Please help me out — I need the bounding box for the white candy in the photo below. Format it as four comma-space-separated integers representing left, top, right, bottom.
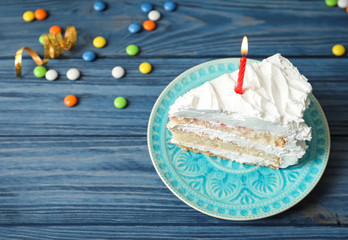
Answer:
338, 0, 348, 8
45, 69, 58, 81
66, 68, 80, 81
112, 66, 125, 79
148, 10, 161, 21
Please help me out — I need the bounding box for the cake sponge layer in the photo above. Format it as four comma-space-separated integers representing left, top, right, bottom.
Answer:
171, 129, 281, 168
168, 117, 286, 148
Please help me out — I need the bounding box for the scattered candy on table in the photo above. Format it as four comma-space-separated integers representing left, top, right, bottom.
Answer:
164, 1, 177, 11
140, 3, 153, 13
93, 36, 107, 48
15, 2, 182, 108
45, 69, 58, 81
64, 95, 78, 107
34, 9, 48, 20
66, 68, 80, 80
33, 66, 47, 78
338, 0, 348, 8
148, 10, 161, 21
114, 96, 127, 109
126, 44, 139, 55
112, 66, 125, 78
128, 23, 141, 34
82, 51, 97, 62
139, 62, 152, 74
49, 25, 62, 34
15, 26, 77, 77
23, 11, 35, 22
94, 1, 107, 11
39, 34, 44, 45
332, 44, 346, 56
143, 20, 156, 31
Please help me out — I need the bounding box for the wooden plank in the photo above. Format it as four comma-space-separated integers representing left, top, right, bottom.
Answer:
0, 136, 347, 227
1, 225, 348, 239
0, 58, 347, 136
1, 0, 347, 58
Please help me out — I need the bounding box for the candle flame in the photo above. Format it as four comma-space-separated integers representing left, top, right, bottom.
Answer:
241, 36, 248, 56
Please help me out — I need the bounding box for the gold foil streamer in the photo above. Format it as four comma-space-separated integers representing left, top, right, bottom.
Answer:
15, 26, 77, 77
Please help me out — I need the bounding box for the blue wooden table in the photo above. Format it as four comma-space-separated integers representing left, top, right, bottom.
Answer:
1, 0, 348, 239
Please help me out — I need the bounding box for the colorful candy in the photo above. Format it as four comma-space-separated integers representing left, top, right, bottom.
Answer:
128, 23, 141, 34
66, 68, 80, 80
332, 44, 346, 56
33, 66, 47, 78
338, 0, 348, 8
139, 62, 152, 74
82, 51, 97, 62
39, 34, 44, 45
140, 3, 153, 13
64, 95, 78, 107
34, 9, 48, 20
148, 10, 161, 21
93, 36, 107, 48
45, 69, 58, 81
49, 25, 62, 34
164, 1, 177, 11
94, 1, 107, 11
126, 44, 139, 55
114, 97, 127, 109
23, 11, 35, 22
325, 0, 338, 6
112, 66, 125, 78
143, 20, 156, 31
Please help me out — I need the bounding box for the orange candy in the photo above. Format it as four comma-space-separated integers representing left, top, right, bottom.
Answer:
49, 25, 62, 34
64, 95, 78, 107
143, 20, 156, 31
34, 9, 48, 20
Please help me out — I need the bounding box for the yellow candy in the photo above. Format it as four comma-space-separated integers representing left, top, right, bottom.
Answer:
23, 11, 35, 22
93, 36, 107, 48
332, 44, 346, 56
139, 62, 152, 74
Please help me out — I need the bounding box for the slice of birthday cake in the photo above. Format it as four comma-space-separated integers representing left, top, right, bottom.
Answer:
167, 54, 312, 169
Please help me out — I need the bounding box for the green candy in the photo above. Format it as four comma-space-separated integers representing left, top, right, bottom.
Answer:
33, 66, 47, 78
325, 0, 337, 7
126, 44, 139, 56
114, 97, 127, 109
39, 34, 44, 45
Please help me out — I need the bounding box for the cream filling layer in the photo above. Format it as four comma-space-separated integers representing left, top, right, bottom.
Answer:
170, 124, 308, 168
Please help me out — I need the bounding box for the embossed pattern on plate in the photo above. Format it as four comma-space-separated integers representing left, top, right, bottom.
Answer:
147, 58, 330, 220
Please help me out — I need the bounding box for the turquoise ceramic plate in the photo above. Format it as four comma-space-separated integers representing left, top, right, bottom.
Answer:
147, 58, 330, 220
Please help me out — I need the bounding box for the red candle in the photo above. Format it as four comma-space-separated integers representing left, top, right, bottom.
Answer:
235, 36, 248, 94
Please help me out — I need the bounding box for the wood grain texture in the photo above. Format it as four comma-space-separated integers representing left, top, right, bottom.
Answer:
0, 136, 347, 227
2, 0, 348, 58
1, 226, 348, 240
0, 0, 348, 239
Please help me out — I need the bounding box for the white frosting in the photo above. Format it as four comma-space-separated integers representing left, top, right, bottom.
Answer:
169, 54, 312, 140
168, 54, 312, 168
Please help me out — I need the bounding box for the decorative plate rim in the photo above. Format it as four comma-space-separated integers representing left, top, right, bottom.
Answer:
147, 58, 331, 220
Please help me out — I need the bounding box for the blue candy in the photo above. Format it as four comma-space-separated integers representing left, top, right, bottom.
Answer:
140, 2, 153, 13
82, 51, 97, 62
128, 23, 141, 34
164, 1, 176, 11
94, 1, 106, 11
